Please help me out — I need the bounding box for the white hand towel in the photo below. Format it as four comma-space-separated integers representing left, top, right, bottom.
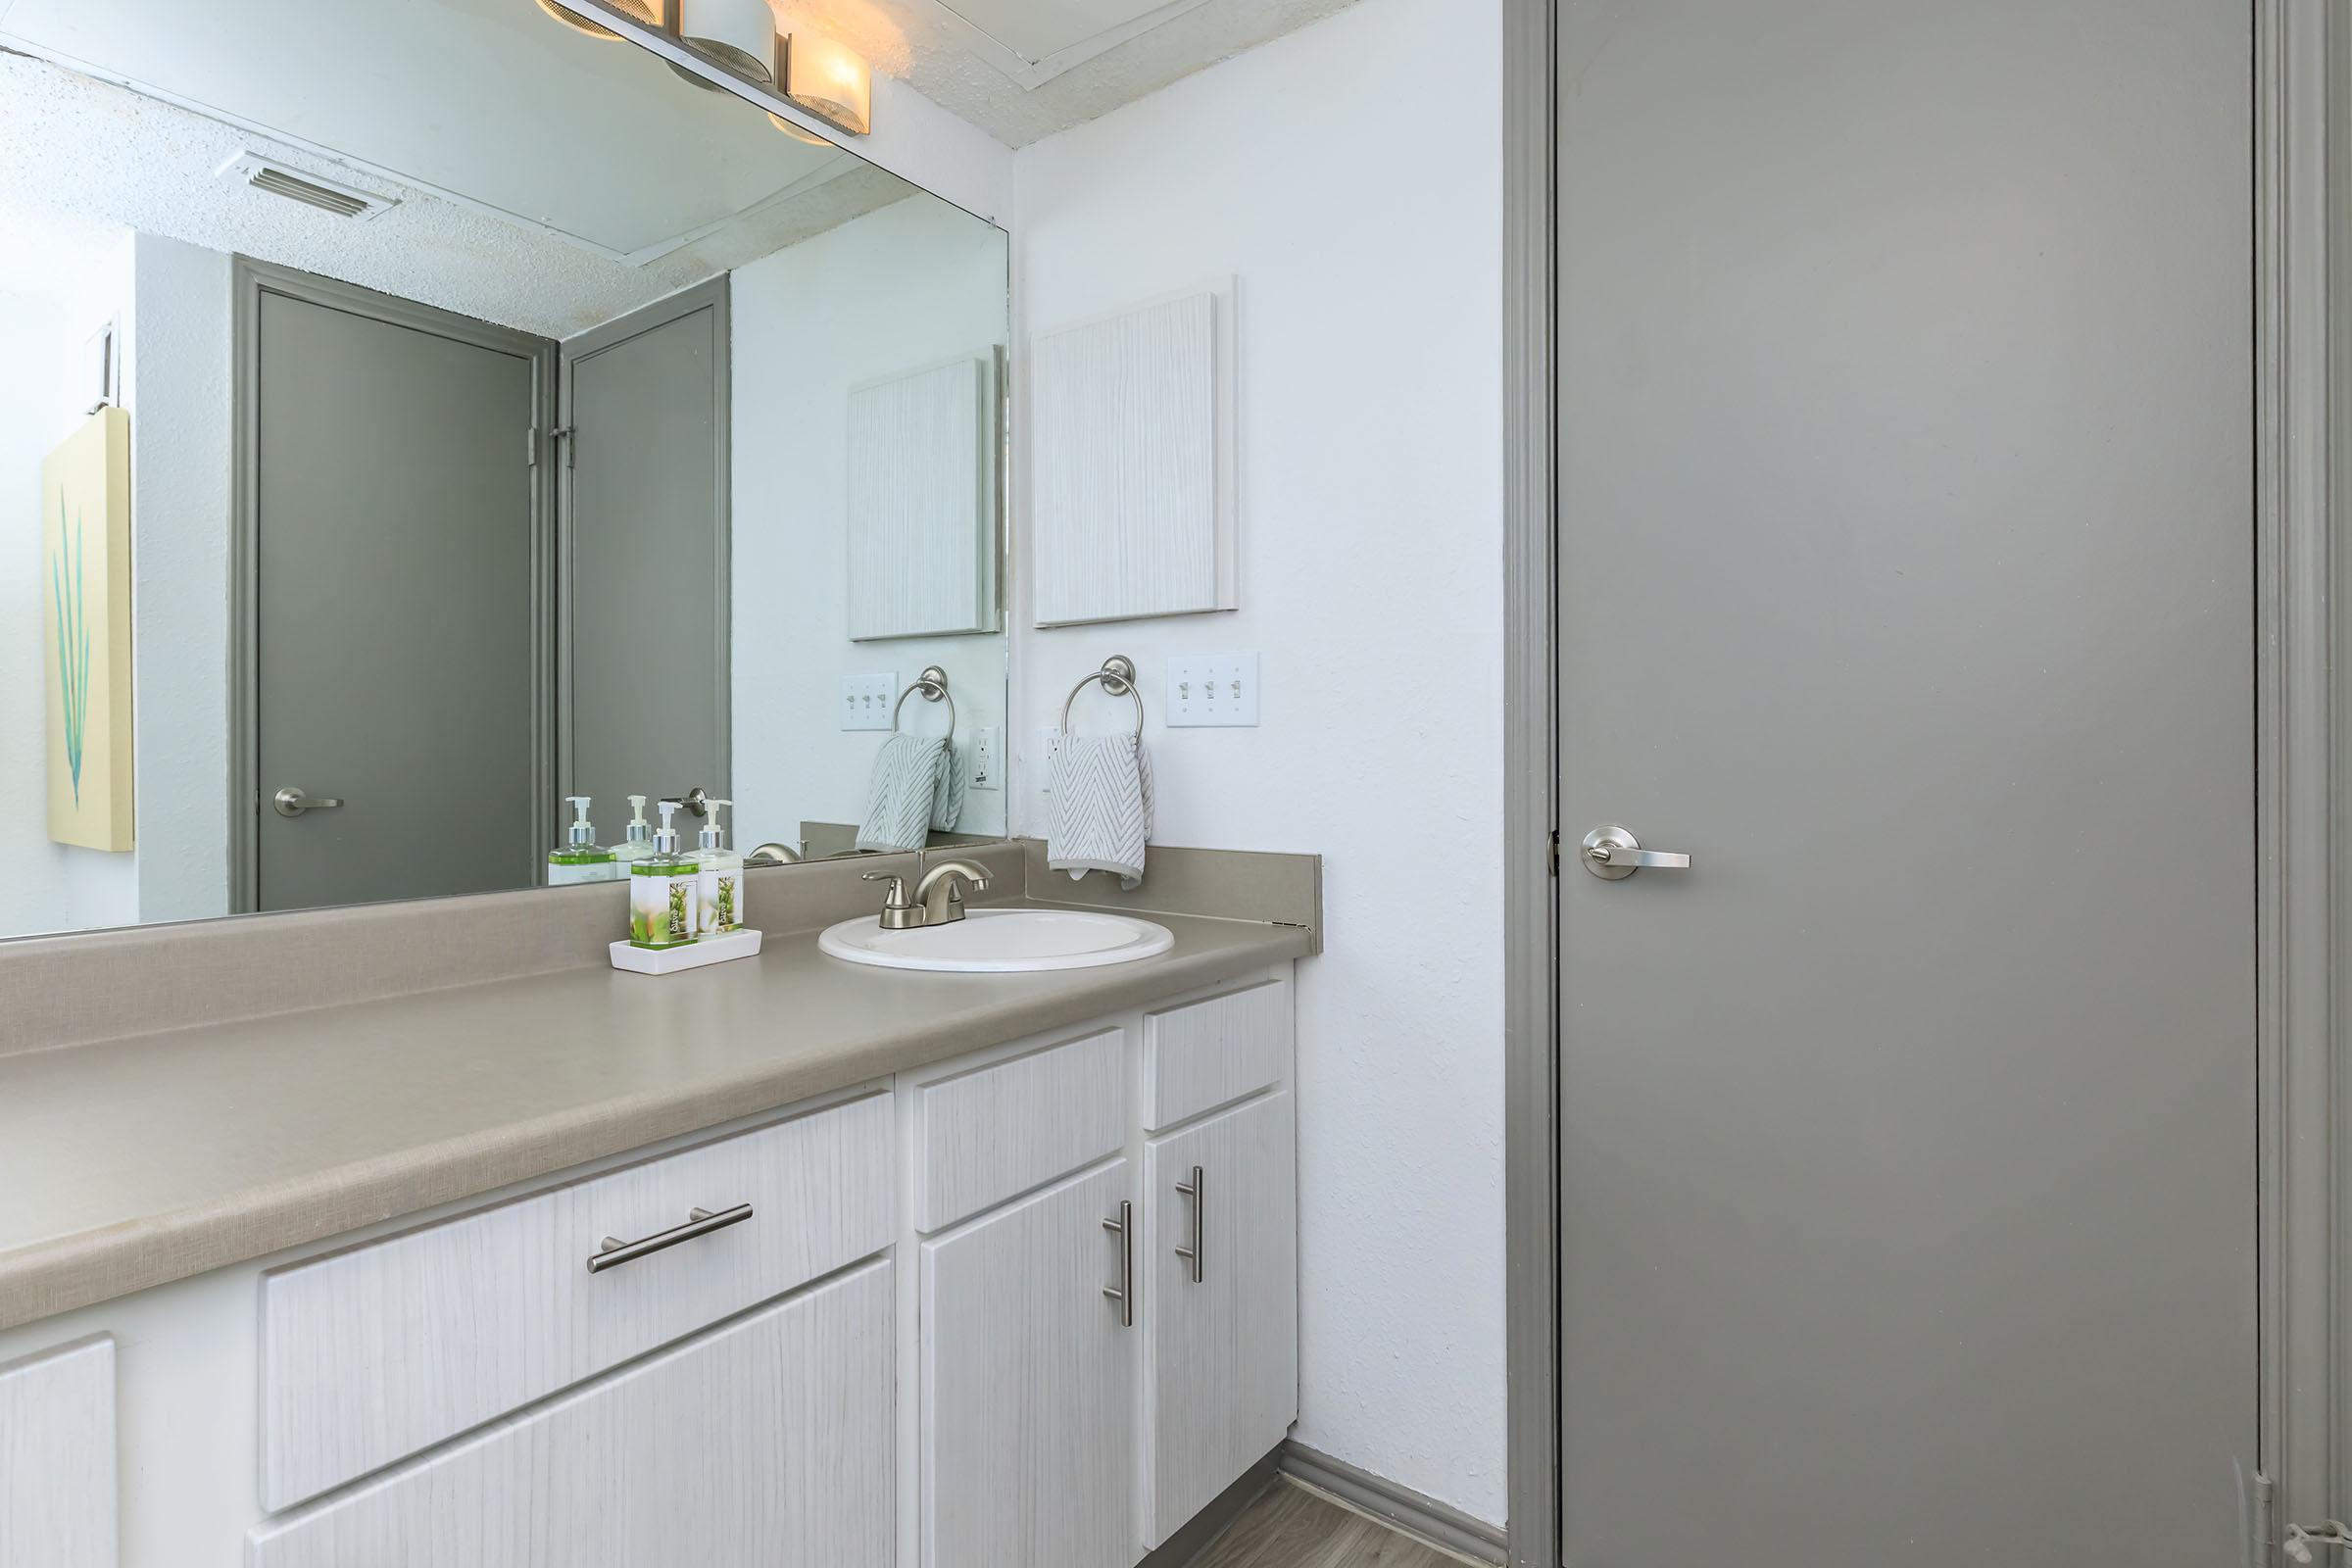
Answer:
857, 734, 961, 853
1048, 734, 1153, 890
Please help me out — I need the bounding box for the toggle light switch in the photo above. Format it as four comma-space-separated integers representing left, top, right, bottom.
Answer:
1166, 654, 1259, 726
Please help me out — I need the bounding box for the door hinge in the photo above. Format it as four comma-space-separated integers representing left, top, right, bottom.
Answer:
526, 426, 538, 467
551, 424, 577, 468
1548, 829, 1561, 877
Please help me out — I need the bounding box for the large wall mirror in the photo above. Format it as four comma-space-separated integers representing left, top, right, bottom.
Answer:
0, 0, 1009, 941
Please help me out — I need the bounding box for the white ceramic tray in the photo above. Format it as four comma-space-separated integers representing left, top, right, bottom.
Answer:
608, 928, 762, 975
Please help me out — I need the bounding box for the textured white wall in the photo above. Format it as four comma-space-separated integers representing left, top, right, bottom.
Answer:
0, 222, 140, 936
125, 233, 233, 925
1008, 0, 1507, 1525
730, 197, 1010, 852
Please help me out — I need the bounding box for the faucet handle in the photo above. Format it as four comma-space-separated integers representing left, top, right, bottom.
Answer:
860, 870, 913, 906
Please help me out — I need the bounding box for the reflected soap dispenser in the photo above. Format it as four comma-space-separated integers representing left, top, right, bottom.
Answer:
690, 798, 744, 936
612, 794, 656, 872
548, 796, 616, 885
628, 800, 701, 950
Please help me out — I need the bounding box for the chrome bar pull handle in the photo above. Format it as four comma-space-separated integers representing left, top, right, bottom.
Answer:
1102, 1200, 1134, 1327
1580, 824, 1693, 881
588, 1202, 753, 1273
1174, 1165, 1205, 1284
272, 787, 344, 818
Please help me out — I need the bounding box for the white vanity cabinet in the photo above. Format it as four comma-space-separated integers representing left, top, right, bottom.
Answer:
0, 958, 1298, 1568
906, 968, 1298, 1567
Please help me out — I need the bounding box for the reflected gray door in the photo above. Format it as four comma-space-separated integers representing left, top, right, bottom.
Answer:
246, 269, 552, 912
561, 278, 729, 831
1556, 3, 2255, 1563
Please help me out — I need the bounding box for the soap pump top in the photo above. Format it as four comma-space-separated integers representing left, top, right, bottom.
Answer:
697, 799, 732, 853
612, 794, 655, 864
564, 796, 598, 849
653, 799, 685, 858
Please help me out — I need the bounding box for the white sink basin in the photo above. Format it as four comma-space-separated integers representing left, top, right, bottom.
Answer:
817, 907, 1175, 973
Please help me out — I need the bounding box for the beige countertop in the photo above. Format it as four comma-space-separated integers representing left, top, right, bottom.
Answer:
0, 906, 1307, 1332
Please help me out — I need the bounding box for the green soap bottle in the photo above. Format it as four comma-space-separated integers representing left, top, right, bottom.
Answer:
628, 800, 701, 950
548, 796, 616, 885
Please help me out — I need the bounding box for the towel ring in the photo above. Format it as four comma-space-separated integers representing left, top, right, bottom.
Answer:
1060, 656, 1144, 737
893, 666, 956, 736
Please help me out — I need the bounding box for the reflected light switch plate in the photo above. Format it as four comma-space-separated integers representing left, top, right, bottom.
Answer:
1166, 654, 1259, 726
842, 672, 895, 730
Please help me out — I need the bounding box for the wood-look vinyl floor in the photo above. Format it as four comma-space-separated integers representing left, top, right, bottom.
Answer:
1191, 1480, 1472, 1568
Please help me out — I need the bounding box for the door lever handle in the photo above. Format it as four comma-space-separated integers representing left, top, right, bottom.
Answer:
1581, 825, 1691, 880
272, 788, 345, 818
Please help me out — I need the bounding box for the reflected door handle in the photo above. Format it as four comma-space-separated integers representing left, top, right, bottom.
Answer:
1581, 824, 1691, 880
272, 788, 344, 818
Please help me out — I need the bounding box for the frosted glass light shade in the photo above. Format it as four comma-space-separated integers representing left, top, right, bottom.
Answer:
681, 0, 775, 83
783, 32, 871, 136
535, 0, 658, 41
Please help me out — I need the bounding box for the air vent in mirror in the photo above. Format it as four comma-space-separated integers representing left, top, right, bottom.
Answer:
217, 152, 397, 221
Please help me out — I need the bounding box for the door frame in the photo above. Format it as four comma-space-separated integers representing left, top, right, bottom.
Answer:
227, 258, 559, 913
1497, 4, 2331, 1562
553, 273, 732, 810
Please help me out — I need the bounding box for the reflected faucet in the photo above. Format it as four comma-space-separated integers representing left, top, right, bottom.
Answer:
746, 842, 804, 867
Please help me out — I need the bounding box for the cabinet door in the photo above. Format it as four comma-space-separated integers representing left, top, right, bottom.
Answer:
921, 1160, 1135, 1568
0, 1337, 115, 1568
1144, 1091, 1297, 1545
249, 1261, 893, 1568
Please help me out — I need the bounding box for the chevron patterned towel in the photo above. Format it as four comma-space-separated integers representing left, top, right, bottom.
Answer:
856, 734, 966, 853
1049, 733, 1153, 889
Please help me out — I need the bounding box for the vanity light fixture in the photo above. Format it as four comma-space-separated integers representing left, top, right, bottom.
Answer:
781, 32, 871, 136
679, 0, 778, 83
534, 0, 659, 41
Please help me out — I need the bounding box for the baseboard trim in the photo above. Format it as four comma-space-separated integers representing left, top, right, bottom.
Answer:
1138, 1446, 1283, 1568
1279, 1442, 1509, 1565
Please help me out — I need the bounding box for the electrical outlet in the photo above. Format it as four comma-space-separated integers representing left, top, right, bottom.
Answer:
1037, 727, 1064, 794
970, 726, 1003, 791
841, 672, 896, 730
1166, 654, 1260, 726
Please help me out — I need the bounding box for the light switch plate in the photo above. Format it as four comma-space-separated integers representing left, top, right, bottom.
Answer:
1166, 654, 1260, 726
970, 726, 1003, 791
841, 672, 896, 730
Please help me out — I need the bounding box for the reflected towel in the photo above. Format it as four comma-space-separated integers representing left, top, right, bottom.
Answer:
856, 735, 966, 853
1048, 734, 1153, 890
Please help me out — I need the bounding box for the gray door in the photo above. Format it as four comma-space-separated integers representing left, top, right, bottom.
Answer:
561, 279, 729, 830
247, 269, 552, 912
1556, 4, 2255, 1564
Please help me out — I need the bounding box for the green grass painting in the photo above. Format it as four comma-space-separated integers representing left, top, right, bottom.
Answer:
49, 491, 90, 807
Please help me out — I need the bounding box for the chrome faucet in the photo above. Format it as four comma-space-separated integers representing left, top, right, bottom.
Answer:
915, 859, 993, 926
745, 842, 804, 866
862, 856, 992, 931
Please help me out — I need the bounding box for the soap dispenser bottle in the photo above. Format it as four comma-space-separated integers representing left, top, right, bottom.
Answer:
548, 797, 616, 885
689, 798, 744, 936
628, 800, 701, 950
612, 794, 656, 872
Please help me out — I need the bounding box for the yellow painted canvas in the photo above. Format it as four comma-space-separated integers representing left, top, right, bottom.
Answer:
41, 407, 134, 852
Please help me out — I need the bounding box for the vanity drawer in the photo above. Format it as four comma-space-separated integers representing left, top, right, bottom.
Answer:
259, 1091, 893, 1511
913, 1028, 1127, 1232
1144, 979, 1291, 1131
250, 1259, 895, 1568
